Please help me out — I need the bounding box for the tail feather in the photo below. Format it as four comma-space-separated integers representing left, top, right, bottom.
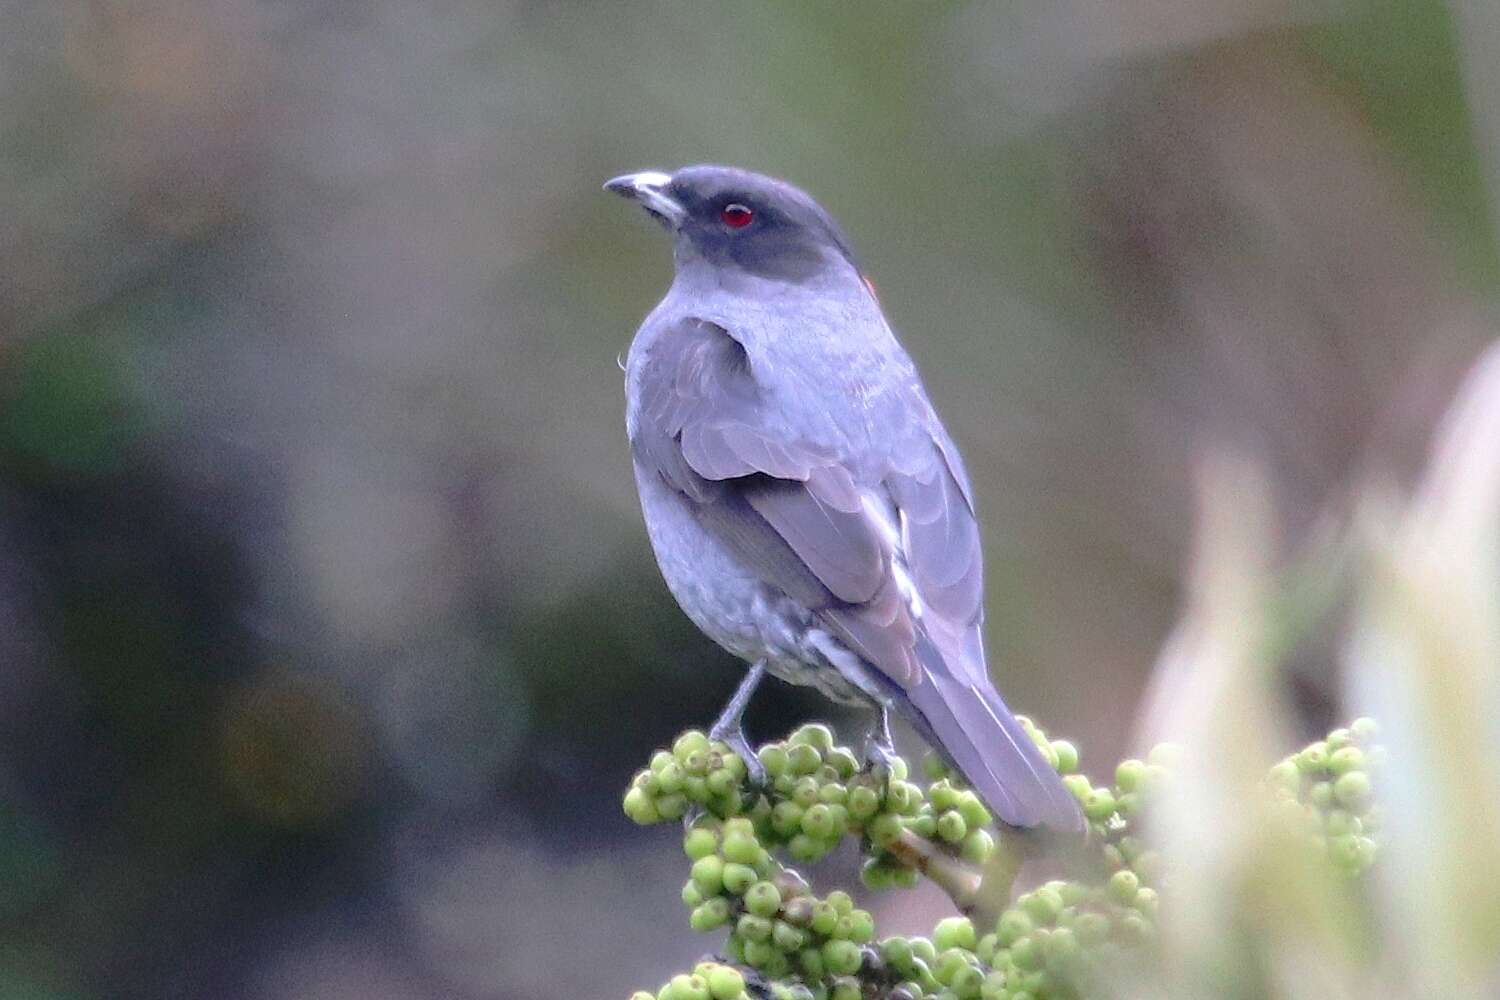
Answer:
896, 640, 1084, 832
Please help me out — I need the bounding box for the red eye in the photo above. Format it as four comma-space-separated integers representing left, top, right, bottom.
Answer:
721, 203, 753, 228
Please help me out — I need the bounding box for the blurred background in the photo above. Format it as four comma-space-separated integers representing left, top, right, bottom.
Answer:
0, 1, 1496, 997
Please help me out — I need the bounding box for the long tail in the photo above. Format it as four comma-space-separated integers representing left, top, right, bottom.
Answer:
895, 640, 1084, 833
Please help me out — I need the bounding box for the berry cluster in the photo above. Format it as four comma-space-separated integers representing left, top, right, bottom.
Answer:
1267, 716, 1383, 877
624, 724, 995, 879
624, 717, 1379, 1000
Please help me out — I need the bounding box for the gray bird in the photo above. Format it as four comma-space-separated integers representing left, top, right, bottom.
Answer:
606, 165, 1083, 832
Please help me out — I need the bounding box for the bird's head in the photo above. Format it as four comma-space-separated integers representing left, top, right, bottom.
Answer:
604, 165, 861, 286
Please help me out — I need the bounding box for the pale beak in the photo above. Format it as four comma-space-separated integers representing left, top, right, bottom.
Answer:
603, 170, 685, 228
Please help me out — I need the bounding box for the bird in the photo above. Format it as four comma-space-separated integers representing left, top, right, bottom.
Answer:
606, 165, 1083, 833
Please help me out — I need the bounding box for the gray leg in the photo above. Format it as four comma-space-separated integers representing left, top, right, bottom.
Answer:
862, 703, 898, 772
710, 661, 768, 787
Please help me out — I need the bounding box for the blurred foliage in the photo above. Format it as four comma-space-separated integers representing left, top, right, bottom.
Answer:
0, 1, 1496, 998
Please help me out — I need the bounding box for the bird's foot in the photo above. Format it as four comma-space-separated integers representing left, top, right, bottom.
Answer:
710, 721, 768, 790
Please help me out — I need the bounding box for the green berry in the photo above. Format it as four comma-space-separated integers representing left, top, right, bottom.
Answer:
792, 776, 821, 808
1062, 775, 1092, 802
722, 863, 757, 895
669, 973, 711, 1000
1082, 788, 1117, 822
623, 787, 660, 824
909, 812, 938, 838
1107, 870, 1140, 904
801, 803, 837, 839
1329, 747, 1365, 776
774, 919, 807, 952
867, 813, 904, 848
674, 730, 710, 760
822, 939, 862, 976
1334, 771, 1372, 811
819, 782, 849, 806
787, 743, 823, 775
887, 781, 921, 814
1051, 740, 1079, 774
1268, 759, 1300, 791
957, 793, 993, 830
1011, 936, 1042, 971
745, 880, 782, 918
848, 909, 876, 943
1115, 759, 1146, 792
1296, 742, 1330, 774
1133, 886, 1159, 917
995, 909, 1033, 946
882, 934, 915, 967
691, 856, 724, 895
632, 991, 656, 1000
682, 880, 704, 908
706, 966, 744, 1000
742, 938, 776, 969
790, 723, 834, 751
847, 785, 881, 820
738, 913, 774, 942
937, 810, 968, 843
934, 916, 977, 952
1021, 888, 1062, 925
1326, 728, 1353, 751
1351, 717, 1380, 741
655, 793, 688, 821
827, 747, 860, 778
961, 829, 995, 864
684, 828, 718, 860
1309, 781, 1334, 808
772, 801, 805, 837
760, 743, 790, 777
811, 901, 839, 935
950, 964, 985, 999
690, 898, 731, 931
798, 948, 825, 980
723, 833, 762, 866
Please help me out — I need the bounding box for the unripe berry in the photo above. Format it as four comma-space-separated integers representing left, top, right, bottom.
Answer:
1334, 771, 1373, 811
1351, 717, 1380, 741
691, 856, 724, 895
934, 916, 977, 952
738, 914, 773, 942
827, 747, 860, 779
995, 909, 1033, 946
683, 828, 718, 860
623, 787, 660, 824
847, 785, 880, 820
773, 920, 807, 952
1296, 742, 1330, 774
705, 966, 744, 1000
1329, 747, 1365, 775
690, 898, 731, 932
950, 964, 985, 999
1082, 788, 1117, 822
791, 723, 834, 751
1021, 888, 1063, 925
1062, 775, 1092, 802
787, 743, 822, 776
722, 863, 757, 895
1051, 740, 1080, 774
867, 813, 904, 848
822, 939, 863, 976
961, 829, 995, 865
759, 744, 790, 777
745, 880, 782, 918
722, 833, 761, 866
1108, 870, 1140, 905
1075, 911, 1110, 945
1115, 759, 1146, 792
937, 810, 968, 843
